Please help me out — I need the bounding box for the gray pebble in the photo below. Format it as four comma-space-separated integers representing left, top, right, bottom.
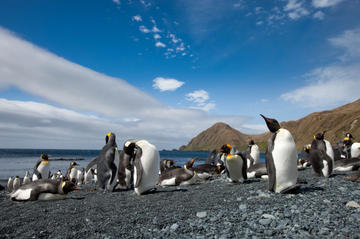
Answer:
196, 211, 207, 218
170, 223, 179, 232
259, 218, 272, 226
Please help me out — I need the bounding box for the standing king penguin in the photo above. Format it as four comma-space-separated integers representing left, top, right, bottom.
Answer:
133, 140, 159, 195
245, 140, 260, 168
115, 139, 137, 190
32, 154, 50, 181
86, 132, 118, 191
23, 171, 31, 185
310, 132, 334, 177
260, 114, 299, 193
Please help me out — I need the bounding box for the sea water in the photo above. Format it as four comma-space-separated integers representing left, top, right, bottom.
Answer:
0, 148, 266, 180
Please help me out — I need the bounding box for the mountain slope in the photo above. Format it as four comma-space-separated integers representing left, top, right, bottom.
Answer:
180, 99, 360, 152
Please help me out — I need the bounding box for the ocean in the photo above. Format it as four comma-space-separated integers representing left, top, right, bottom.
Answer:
0, 149, 266, 181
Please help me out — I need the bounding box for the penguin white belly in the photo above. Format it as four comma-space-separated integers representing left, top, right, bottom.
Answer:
272, 130, 298, 193
10, 188, 32, 201
247, 159, 251, 169
351, 142, 360, 158
159, 177, 176, 186
250, 145, 260, 164
226, 155, 244, 182
37, 163, 50, 179
13, 178, 21, 191
179, 174, 197, 185
134, 141, 159, 195
322, 160, 329, 177
38, 193, 67, 201
23, 176, 31, 185
7, 177, 13, 191
334, 165, 353, 172
324, 140, 334, 167
70, 168, 78, 181
247, 171, 256, 179
84, 171, 92, 184
32, 174, 39, 181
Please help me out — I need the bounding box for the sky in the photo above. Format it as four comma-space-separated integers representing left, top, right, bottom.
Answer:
0, 0, 359, 150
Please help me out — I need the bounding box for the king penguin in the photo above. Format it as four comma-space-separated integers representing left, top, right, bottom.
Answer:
245, 140, 260, 168
351, 142, 360, 158
224, 146, 247, 183
115, 139, 137, 190
32, 154, 50, 181
7, 177, 13, 192
10, 179, 79, 201
158, 160, 197, 186
310, 132, 334, 177
133, 140, 159, 195
66, 162, 79, 184
23, 171, 31, 185
86, 132, 118, 191
13, 176, 21, 191
260, 114, 299, 193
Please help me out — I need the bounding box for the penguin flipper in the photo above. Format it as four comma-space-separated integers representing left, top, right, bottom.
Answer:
242, 155, 248, 180
86, 157, 99, 172
134, 148, 143, 188
266, 153, 276, 192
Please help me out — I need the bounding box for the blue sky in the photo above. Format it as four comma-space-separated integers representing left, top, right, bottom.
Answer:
0, 0, 359, 149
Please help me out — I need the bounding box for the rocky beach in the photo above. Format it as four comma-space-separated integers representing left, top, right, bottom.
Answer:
1, 168, 360, 238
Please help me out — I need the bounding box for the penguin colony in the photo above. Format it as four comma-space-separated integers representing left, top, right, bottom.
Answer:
6, 116, 360, 201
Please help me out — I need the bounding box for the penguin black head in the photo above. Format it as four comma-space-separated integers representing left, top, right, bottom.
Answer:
71, 162, 79, 167
219, 144, 232, 154
105, 132, 116, 145
248, 140, 255, 145
124, 142, 136, 155
304, 144, 311, 152
260, 114, 281, 133
40, 154, 49, 160
61, 181, 79, 194
184, 159, 195, 169
345, 133, 354, 139
314, 131, 326, 140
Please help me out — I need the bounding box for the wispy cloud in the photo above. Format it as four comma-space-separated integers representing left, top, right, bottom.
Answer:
0, 27, 253, 148
313, 11, 325, 20
329, 28, 360, 60
153, 77, 184, 91
155, 41, 166, 48
312, 0, 346, 8
281, 28, 360, 108
139, 25, 150, 33
284, 0, 309, 20
112, 0, 121, 5
132, 15, 142, 22
186, 90, 209, 104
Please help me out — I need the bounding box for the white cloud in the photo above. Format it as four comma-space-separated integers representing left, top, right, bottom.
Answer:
153, 34, 161, 40
0, 26, 254, 149
256, 21, 264, 26
281, 64, 360, 107
155, 41, 166, 48
152, 77, 184, 91
284, 0, 309, 20
261, 99, 269, 103
313, 11, 325, 20
186, 90, 210, 104
329, 28, 360, 60
132, 15, 142, 22
139, 25, 150, 33
140, 0, 151, 8
112, 0, 121, 5
152, 26, 161, 33
190, 102, 216, 112
312, 0, 345, 8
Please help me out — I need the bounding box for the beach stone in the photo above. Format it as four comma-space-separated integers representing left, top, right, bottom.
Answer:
262, 214, 276, 220
239, 204, 247, 210
170, 223, 179, 232
196, 211, 207, 218
259, 218, 272, 226
346, 201, 360, 208
323, 199, 331, 203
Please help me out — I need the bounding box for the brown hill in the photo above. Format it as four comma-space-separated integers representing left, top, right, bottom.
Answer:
180, 99, 360, 152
